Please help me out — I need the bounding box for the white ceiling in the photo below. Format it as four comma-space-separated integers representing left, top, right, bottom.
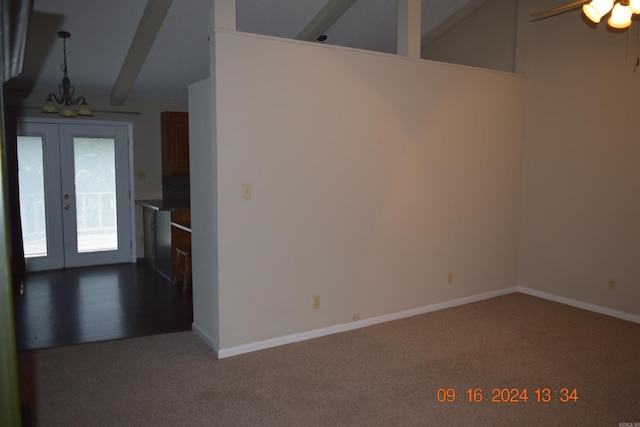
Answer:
12, 0, 474, 103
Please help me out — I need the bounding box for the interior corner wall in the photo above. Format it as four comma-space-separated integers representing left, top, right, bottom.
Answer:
212, 31, 527, 350
517, 0, 640, 316
421, 0, 518, 73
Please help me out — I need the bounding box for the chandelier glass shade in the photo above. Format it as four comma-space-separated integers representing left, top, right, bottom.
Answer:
583, 0, 638, 28
41, 31, 92, 117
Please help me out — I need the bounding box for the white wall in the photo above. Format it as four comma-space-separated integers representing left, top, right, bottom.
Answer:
5, 89, 187, 258
516, 0, 640, 315
210, 31, 527, 350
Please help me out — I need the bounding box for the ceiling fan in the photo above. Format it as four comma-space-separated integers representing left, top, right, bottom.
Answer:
532, 0, 640, 29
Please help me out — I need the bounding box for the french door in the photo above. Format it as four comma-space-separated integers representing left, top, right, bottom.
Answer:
17, 119, 134, 271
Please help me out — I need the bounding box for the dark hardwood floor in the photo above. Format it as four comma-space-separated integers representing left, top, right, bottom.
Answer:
12, 262, 193, 351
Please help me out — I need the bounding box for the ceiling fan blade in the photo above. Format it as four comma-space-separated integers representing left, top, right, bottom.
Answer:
531, 0, 589, 18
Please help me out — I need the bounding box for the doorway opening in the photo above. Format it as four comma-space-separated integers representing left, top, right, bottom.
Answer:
17, 119, 135, 271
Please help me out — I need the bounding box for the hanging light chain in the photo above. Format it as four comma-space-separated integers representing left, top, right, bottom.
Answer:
41, 31, 92, 117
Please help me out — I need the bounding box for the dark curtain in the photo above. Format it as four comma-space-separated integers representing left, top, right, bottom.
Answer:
2, 106, 25, 290
1, 0, 32, 290
1, 2, 32, 425
1, 0, 32, 82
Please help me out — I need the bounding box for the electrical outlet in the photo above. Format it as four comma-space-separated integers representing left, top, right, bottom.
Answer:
353, 313, 361, 321
313, 295, 320, 309
448, 272, 453, 284
608, 279, 616, 291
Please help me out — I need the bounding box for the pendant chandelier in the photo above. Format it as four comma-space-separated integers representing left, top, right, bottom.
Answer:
41, 31, 92, 117
583, 0, 640, 28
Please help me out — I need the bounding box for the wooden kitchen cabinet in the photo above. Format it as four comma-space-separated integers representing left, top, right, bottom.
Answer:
161, 111, 190, 176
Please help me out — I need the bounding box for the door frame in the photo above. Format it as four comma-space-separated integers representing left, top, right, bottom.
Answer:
18, 117, 137, 268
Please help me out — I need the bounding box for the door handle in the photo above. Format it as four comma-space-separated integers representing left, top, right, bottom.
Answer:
64, 204, 71, 210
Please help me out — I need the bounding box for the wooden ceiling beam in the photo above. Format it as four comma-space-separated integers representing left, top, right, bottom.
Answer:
420, 0, 489, 48
295, 0, 357, 42
110, 0, 172, 106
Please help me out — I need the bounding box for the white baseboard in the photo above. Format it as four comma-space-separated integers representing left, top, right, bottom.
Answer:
192, 322, 219, 358
216, 287, 517, 359
193, 287, 639, 359
517, 286, 640, 325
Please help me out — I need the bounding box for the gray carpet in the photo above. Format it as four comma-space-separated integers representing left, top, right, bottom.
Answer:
18, 293, 640, 426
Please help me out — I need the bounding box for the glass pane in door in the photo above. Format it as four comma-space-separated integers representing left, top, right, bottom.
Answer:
17, 136, 47, 257
73, 137, 118, 253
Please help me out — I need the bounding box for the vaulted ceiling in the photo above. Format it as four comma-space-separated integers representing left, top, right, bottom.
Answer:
9, 0, 480, 103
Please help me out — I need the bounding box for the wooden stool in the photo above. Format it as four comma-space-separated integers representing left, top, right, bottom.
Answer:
173, 248, 191, 293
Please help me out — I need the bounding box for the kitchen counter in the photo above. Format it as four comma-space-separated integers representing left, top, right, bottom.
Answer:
136, 199, 190, 211
137, 199, 189, 280
137, 199, 191, 281
171, 221, 191, 233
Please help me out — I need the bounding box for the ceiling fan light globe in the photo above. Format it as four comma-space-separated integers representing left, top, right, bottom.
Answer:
608, 3, 633, 27
583, 5, 603, 22
582, 0, 614, 23
629, 0, 640, 13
